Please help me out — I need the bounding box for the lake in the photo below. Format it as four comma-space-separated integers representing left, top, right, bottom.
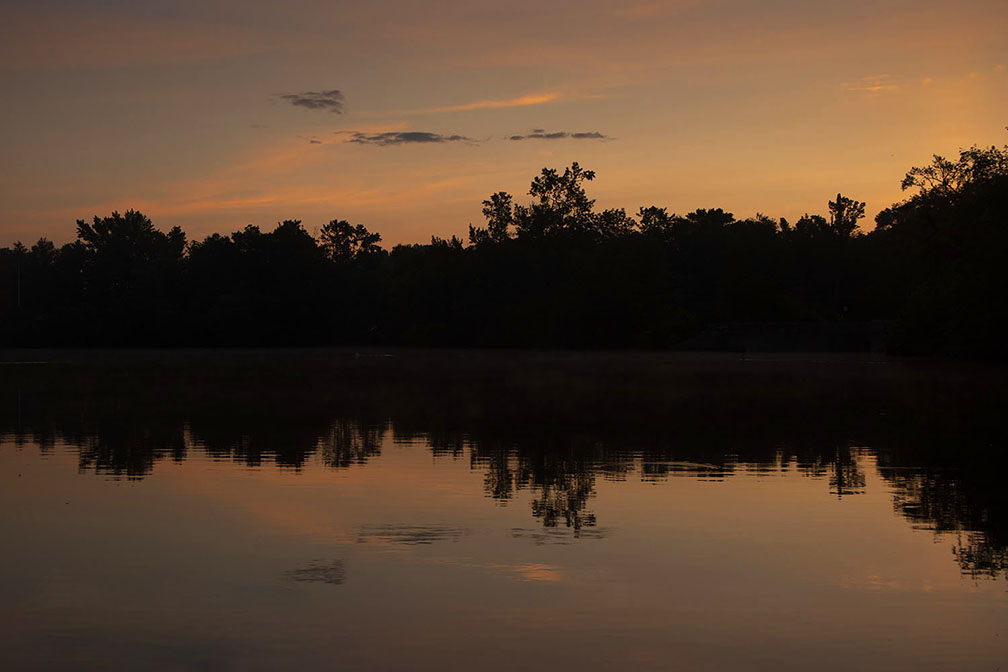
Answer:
1, 350, 1006, 671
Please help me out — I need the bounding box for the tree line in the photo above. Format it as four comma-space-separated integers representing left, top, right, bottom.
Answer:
1, 142, 1005, 354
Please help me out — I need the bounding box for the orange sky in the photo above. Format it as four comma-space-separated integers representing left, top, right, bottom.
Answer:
1, 0, 1006, 246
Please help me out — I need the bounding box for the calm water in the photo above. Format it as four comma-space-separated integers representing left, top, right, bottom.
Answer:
1, 351, 1006, 671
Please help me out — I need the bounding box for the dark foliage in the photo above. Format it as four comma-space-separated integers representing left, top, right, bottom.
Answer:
1, 143, 1005, 355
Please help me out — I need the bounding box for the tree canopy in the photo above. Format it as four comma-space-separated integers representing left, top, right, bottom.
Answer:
2, 140, 1005, 355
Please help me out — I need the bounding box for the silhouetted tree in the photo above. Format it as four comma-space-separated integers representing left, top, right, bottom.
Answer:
793, 213, 830, 238
872, 142, 1008, 354
637, 206, 675, 238
897, 144, 1008, 199
594, 207, 636, 239
513, 162, 597, 238
431, 235, 464, 250
481, 191, 514, 242
828, 193, 866, 237
76, 210, 185, 275
320, 218, 382, 262
68, 210, 186, 343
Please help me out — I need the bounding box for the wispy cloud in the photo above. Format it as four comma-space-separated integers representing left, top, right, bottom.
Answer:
509, 129, 609, 141
842, 75, 900, 93
280, 89, 345, 113
348, 131, 472, 146
427, 92, 561, 113
612, 2, 696, 21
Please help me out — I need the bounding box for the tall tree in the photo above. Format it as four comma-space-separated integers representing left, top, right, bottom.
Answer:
828, 193, 866, 237
481, 191, 514, 243
319, 219, 382, 262
514, 162, 597, 238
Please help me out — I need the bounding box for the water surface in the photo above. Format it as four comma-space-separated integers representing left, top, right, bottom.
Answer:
1, 351, 1006, 670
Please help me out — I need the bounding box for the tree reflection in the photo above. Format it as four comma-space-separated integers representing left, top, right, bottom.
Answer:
2, 350, 1005, 578
829, 447, 867, 498
883, 467, 1008, 578
318, 419, 383, 468
952, 535, 1008, 579
76, 421, 187, 479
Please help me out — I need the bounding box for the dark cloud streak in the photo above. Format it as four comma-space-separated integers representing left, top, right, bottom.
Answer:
281, 89, 345, 113
509, 129, 608, 141
348, 131, 472, 146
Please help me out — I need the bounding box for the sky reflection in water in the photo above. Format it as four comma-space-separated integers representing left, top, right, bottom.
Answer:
1, 351, 1006, 671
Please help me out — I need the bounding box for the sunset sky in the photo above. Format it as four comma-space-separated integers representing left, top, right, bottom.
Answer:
1, 0, 1006, 246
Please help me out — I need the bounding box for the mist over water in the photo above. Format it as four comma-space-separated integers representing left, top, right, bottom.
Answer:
2, 351, 1006, 670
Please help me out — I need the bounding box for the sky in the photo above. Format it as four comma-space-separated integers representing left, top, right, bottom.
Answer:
1, 0, 1006, 246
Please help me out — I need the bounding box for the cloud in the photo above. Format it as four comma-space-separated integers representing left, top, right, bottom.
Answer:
348, 131, 472, 146
280, 89, 345, 113
842, 75, 900, 93
308, 139, 322, 144
427, 92, 560, 113
509, 129, 609, 140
